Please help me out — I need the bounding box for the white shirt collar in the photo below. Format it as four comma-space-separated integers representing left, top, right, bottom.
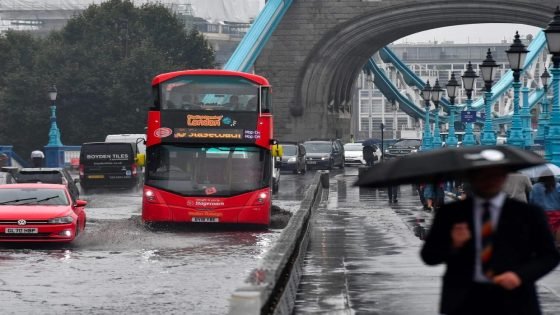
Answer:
473, 191, 507, 211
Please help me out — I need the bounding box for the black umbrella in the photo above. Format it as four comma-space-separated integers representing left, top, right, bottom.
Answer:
355, 145, 546, 188
361, 138, 382, 146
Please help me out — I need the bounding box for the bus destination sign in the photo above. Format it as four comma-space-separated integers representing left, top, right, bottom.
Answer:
161, 111, 260, 144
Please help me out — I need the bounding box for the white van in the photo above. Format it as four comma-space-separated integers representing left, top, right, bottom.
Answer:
105, 134, 146, 155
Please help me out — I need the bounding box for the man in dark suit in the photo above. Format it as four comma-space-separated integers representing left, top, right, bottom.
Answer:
421, 167, 560, 315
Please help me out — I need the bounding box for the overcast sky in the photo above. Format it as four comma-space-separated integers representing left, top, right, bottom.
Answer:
394, 23, 542, 44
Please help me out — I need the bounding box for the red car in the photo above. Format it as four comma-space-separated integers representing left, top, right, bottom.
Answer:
0, 183, 87, 242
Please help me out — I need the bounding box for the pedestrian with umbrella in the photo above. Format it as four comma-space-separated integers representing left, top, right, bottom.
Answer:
362, 144, 376, 167
356, 145, 560, 315
529, 170, 560, 241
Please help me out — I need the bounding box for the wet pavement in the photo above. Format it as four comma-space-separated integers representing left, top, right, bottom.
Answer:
294, 168, 560, 314
0, 173, 315, 315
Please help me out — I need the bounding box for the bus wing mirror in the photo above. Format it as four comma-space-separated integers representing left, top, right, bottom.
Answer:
271, 144, 283, 157
136, 153, 146, 167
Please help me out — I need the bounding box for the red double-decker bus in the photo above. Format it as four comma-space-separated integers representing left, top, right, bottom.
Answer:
142, 69, 276, 227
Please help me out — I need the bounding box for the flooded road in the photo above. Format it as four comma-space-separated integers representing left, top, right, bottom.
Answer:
0, 172, 317, 314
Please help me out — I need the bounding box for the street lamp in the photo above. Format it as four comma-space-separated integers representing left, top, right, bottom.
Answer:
421, 81, 433, 151
461, 61, 478, 146
479, 49, 499, 145
431, 79, 444, 149
46, 84, 62, 147
538, 68, 551, 150
544, 6, 560, 165
505, 31, 529, 148
445, 72, 461, 147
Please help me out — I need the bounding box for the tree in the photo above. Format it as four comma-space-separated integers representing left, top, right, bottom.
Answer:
0, 0, 215, 157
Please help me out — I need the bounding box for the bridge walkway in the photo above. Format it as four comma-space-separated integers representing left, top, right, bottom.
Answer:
293, 169, 560, 314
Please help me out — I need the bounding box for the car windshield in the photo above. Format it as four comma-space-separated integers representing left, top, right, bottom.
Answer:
304, 143, 332, 153
282, 145, 297, 156
344, 143, 363, 151
0, 188, 69, 205
392, 140, 421, 147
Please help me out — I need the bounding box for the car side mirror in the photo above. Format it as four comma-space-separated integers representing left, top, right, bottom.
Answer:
75, 199, 87, 207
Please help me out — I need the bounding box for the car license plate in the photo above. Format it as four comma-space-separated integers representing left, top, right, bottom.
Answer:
307, 161, 317, 164
88, 175, 104, 179
5, 228, 38, 234
192, 217, 219, 223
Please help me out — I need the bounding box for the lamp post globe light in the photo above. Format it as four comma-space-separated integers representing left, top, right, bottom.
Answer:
505, 31, 529, 148
445, 73, 460, 147
544, 6, 560, 166
421, 81, 433, 151
44, 84, 64, 167
46, 84, 62, 147
431, 79, 444, 149
538, 68, 551, 155
479, 49, 499, 146
461, 62, 479, 146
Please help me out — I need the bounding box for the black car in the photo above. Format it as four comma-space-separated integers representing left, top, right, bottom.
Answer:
279, 143, 307, 174
14, 167, 80, 201
303, 140, 345, 170
384, 139, 422, 159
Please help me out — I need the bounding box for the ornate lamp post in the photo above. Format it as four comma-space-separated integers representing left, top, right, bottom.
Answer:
421, 81, 433, 151
505, 31, 529, 148
479, 49, 499, 145
445, 73, 461, 147
461, 62, 479, 146
537, 67, 550, 146
544, 6, 560, 165
44, 84, 65, 168
46, 85, 62, 147
431, 79, 444, 149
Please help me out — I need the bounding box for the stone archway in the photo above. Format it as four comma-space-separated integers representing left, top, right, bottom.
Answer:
254, 0, 556, 142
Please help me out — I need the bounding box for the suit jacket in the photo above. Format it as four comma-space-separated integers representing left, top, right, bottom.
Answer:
420, 197, 560, 315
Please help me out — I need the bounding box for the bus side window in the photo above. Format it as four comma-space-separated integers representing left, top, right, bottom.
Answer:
261, 87, 271, 113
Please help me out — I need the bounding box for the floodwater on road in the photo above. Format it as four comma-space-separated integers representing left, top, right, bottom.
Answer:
0, 173, 313, 315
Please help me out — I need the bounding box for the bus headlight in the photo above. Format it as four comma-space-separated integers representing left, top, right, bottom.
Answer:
257, 192, 268, 204
145, 189, 156, 202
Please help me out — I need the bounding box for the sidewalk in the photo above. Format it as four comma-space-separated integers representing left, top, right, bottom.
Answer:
293, 171, 560, 314
293, 173, 441, 314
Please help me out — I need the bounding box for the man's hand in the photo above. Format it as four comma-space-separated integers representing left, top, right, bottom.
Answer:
451, 223, 471, 249
493, 272, 522, 290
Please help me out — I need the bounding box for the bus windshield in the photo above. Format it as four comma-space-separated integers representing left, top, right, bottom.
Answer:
146, 144, 271, 196
160, 75, 259, 111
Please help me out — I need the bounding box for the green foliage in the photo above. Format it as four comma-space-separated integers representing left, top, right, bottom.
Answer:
0, 0, 215, 157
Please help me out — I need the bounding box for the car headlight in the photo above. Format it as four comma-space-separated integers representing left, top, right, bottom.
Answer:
321, 156, 329, 160
287, 157, 296, 163
48, 216, 74, 224
411, 149, 418, 153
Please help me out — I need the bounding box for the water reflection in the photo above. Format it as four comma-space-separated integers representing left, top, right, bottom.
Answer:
358, 186, 380, 201
337, 178, 347, 201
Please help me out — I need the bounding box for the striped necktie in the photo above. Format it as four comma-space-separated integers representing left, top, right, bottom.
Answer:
481, 201, 494, 279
